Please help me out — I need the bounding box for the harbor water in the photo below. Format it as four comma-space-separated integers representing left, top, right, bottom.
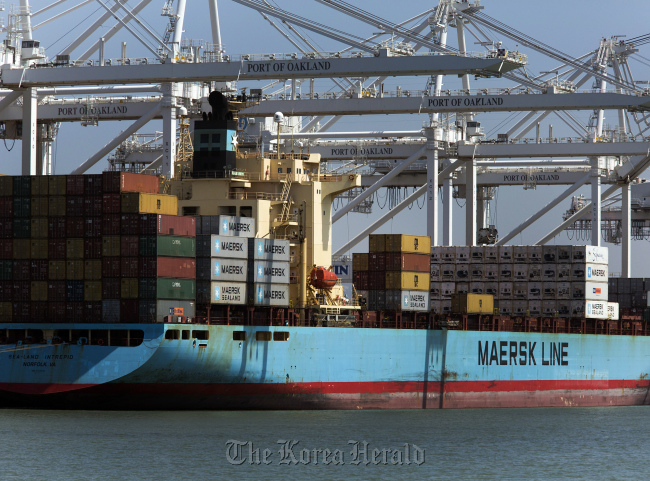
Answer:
1, 407, 648, 480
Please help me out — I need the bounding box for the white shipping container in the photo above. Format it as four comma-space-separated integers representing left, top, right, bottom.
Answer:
402, 291, 430, 312
455, 246, 470, 263
571, 300, 585, 317
542, 245, 557, 263
585, 300, 608, 320
499, 245, 513, 262
430, 282, 441, 299
441, 264, 456, 281
470, 246, 484, 262
528, 265, 542, 281
499, 300, 513, 316
155, 300, 196, 323
455, 264, 470, 281
431, 246, 442, 262
211, 281, 247, 305
542, 264, 557, 281
484, 264, 499, 280
513, 281, 528, 299
607, 302, 620, 320
430, 263, 441, 281
249, 238, 291, 261
557, 300, 571, 318
218, 215, 256, 238
513, 246, 528, 263
441, 299, 452, 315
210, 235, 248, 259
528, 282, 542, 300
572, 245, 608, 265
251, 283, 290, 307
513, 264, 529, 280
542, 282, 557, 299
484, 246, 499, 262
249, 260, 290, 284
470, 264, 484, 280
456, 282, 469, 294
584, 281, 608, 301
528, 300, 542, 316
499, 282, 513, 299
557, 282, 571, 300
513, 300, 528, 316
585, 263, 609, 282
469, 282, 485, 294
441, 282, 455, 298
557, 246, 572, 263
499, 263, 513, 280
485, 282, 499, 297
430, 300, 443, 314
211, 258, 248, 282
542, 300, 557, 317
528, 246, 543, 263
556, 264, 571, 281
440, 246, 455, 262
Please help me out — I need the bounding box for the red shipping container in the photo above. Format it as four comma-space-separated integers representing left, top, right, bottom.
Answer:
102, 194, 121, 214
140, 214, 196, 237
120, 299, 139, 322
84, 174, 103, 195
369, 253, 386, 272
66, 217, 85, 237
30, 260, 48, 281
0, 240, 12, 259
30, 302, 47, 322
368, 271, 386, 290
83, 196, 103, 217
101, 214, 121, 234
121, 257, 140, 277
84, 239, 102, 259
47, 301, 66, 321
48, 281, 66, 300
82, 302, 102, 322
102, 257, 121, 278
0, 198, 13, 217
84, 218, 102, 238
0, 218, 13, 238
120, 214, 141, 235
65, 302, 84, 321
13, 302, 31, 322
103, 171, 159, 194
120, 235, 139, 256
66, 196, 84, 216
387, 253, 430, 272
139, 257, 156, 277
352, 271, 368, 290
13, 281, 30, 301
66, 175, 86, 195
155, 257, 196, 279
48, 239, 67, 259
48, 217, 67, 238
0, 281, 12, 301
102, 278, 121, 299
12, 260, 30, 280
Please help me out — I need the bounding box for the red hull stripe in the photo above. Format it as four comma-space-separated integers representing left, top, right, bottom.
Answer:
2, 379, 650, 396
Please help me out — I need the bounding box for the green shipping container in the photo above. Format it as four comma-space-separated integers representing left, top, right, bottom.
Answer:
156, 278, 196, 300
13, 197, 31, 217
139, 235, 196, 258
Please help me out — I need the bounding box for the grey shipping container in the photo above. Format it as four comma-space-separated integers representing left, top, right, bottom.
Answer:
210, 281, 247, 305
218, 215, 256, 238
249, 260, 290, 284
210, 235, 248, 259
140, 299, 196, 323
249, 238, 291, 262
211, 258, 248, 282
250, 282, 290, 307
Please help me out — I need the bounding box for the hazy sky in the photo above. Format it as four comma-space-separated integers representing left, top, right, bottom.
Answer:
2, 0, 650, 274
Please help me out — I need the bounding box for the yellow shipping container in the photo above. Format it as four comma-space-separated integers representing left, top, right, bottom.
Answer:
0, 176, 13, 196
30, 239, 48, 259
368, 234, 386, 253
385, 271, 430, 291
31, 281, 48, 301
102, 236, 121, 257
121, 278, 139, 299
451, 293, 494, 315
31, 197, 49, 217
31, 177, 49, 196
0, 302, 12, 321
48, 196, 66, 216
66, 260, 85, 280
66, 238, 84, 258
30, 218, 49, 238
84, 281, 102, 302
48, 176, 67, 196
13, 241, 31, 259
352, 253, 368, 271
121, 193, 178, 215
49, 260, 66, 280
84, 260, 102, 280
385, 234, 431, 254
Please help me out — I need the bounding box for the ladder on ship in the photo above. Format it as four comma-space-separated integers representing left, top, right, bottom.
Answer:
278, 176, 293, 225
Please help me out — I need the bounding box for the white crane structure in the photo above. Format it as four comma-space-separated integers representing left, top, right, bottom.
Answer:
0, 0, 649, 277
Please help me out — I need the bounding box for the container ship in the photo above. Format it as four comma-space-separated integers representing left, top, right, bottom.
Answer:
1, 94, 649, 410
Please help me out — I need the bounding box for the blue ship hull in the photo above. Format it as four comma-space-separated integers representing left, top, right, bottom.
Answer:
1, 323, 649, 409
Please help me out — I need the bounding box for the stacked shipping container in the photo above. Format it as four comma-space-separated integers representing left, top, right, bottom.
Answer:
429, 245, 618, 319
0, 172, 193, 323
354, 234, 431, 312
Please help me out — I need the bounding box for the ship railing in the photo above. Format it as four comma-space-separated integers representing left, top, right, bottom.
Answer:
317, 174, 343, 182
274, 213, 299, 223
226, 192, 283, 201
267, 152, 313, 161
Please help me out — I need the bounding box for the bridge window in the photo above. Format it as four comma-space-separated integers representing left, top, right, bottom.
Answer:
256, 331, 272, 341
233, 331, 246, 341
165, 329, 179, 340
193, 330, 209, 340
273, 332, 289, 341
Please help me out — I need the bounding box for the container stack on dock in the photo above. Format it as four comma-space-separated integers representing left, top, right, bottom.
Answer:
194, 215, 291, 315
0, 172, 192, 323
430, 245, 618, 319
353, 234, 431, 312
